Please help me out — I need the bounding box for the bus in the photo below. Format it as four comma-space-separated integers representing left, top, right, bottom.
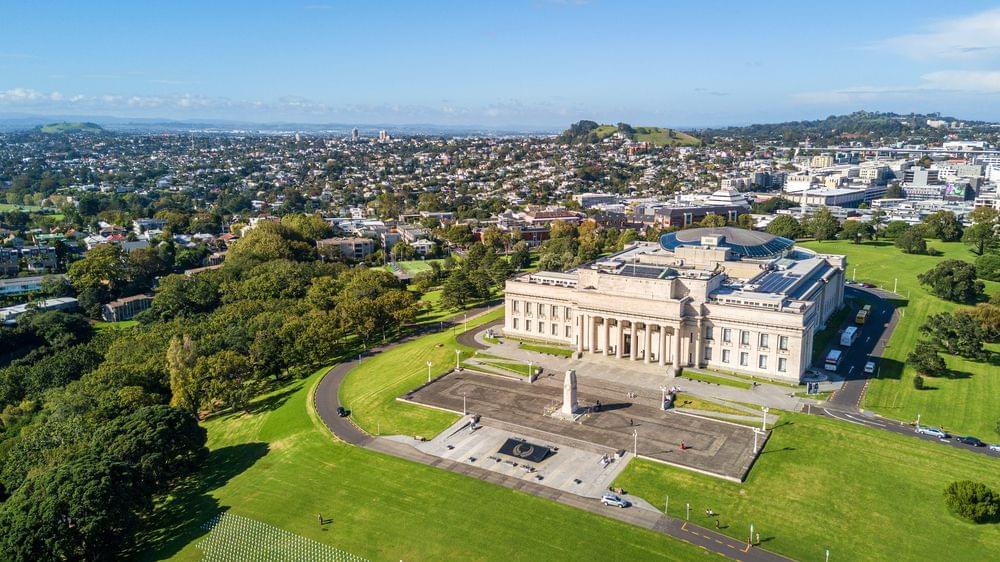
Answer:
825, 349, 843, 371
840, 326, 860, 347
855, 304, 871, 325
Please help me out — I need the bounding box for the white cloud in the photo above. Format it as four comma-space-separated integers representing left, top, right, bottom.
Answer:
920, 70, 1000, 92
877, 8, 1000, 60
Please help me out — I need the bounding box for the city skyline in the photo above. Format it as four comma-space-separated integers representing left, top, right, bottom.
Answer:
2, 1, 1000, 127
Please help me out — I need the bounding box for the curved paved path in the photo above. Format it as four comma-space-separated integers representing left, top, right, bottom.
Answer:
314, 305, 790, 562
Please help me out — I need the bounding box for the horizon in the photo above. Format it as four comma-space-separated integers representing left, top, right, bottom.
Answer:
2, 1, 1000, 127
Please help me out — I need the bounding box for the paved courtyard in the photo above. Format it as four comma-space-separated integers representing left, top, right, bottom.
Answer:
406, 370, 764, 481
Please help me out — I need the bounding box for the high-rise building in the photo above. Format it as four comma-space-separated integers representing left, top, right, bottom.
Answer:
351, 128, 359, 141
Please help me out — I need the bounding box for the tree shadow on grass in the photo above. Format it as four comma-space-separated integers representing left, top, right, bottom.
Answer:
128, 442, 270, 561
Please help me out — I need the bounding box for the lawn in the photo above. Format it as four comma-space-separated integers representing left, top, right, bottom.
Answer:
615, 411, 1000, 562
412, 287, 501, 327
135, 369, 719, 562
476, 358, 532, 377
517, 341, 575, 358
339, 308, 504, 438
93, 319, 139, 330
802, 240, 1000, 437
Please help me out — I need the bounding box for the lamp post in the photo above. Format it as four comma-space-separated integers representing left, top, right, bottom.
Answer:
665, 495, 669, 515
852, 267, 856, 281
761, 406, 769, 431
455, 349, 461, 370
893, 277, 898, 294
753, 427, 763, 454
426, 360, 433, 383
685, 502, 690, 521
463, 392, 467, 415
528, 360, 533, 378
464, 312, 468, 333
633, 429, 638, 457
749, 523, 754, 547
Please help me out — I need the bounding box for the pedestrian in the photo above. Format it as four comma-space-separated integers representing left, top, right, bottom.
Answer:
755, 533, 760, 545
715, 520, 720, 529
629, 418, 634, 426
317, 513, 323, 525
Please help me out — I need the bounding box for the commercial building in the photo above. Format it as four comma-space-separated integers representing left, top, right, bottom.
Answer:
316, 236, 376, 262
503, 227, 845, 383
101, 293, 153, 322
652, 189, 750, 227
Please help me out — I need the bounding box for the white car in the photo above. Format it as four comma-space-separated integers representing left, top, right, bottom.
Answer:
863, 361, 876, 374
988, 444, 1000, 453
601, 493, 630, 508
915, 426, 949, 439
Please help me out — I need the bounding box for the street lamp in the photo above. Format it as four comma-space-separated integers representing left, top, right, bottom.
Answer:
753, 427, 764, 454
464, 312, 468, 333
455, 349, 461, 370
633, 429, 638, 457
527, 360, 533, 377
685, 502, 690, 521
426, 360, 433, 383
463, 392, 467, 415
761, 406, 770, 431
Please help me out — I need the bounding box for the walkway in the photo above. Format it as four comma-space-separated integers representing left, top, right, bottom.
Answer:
314, 305, 791, 562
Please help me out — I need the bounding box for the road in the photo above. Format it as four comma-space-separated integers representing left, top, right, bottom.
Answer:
314, 306, 790, 562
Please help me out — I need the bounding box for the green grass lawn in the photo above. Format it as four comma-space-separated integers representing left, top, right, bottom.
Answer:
135, 369, 719, 562
339, 308, 504, 438
615, 411, 1000, 562
517, 341, 575, 358
802, 240, 1000, 437
412, 287, 501, 327
475, 359, 532, 377
93, 319, 139, 330
679, 370, 753, 390
672, 395, 746, 416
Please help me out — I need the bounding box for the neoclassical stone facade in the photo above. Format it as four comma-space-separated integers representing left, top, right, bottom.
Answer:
503, 228, 846, 383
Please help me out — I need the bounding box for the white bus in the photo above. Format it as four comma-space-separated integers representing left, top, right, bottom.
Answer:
840, 326, 860, 347
825, 349, 843, 371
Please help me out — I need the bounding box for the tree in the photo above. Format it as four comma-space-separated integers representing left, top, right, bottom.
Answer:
913, 374, 924, 390
766, 215, 803, 240
895, 227, 928, 254
224, 221, 317, 271
967, 303, 1000, 343
919, 311, 987, 359
882, 220, 911, 239
440, 269, 475, 310
167, 335, 199, 415
280, 213, 333, 241
24, 311, 92, 349
884, 183, 904, 199
509, 241, 530, 270
922, 210, 963, 242
917, 260, 984, 303
907, 346, 947, 377
126, 247, 165, 292
443, 224, 473, 246
548, 220, 578, 239
67, 244, 130, 296
944, 481, 999, 523
92, 405, 207, 491
195, 350, 254, 413
807, 207, 839, 241
735, 213, 754, 229
838, 220, 874, 244
963, 222, 998, 256
479, 225, 508, 252
969, 206, 999, 226
976, 253, 1000, 282
0, 455, 143, 562
699, 214, 727, 228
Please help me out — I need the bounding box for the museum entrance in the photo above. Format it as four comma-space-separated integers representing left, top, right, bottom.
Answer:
623, 333, 631, 357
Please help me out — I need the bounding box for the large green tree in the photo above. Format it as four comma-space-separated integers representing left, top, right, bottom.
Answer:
808, 207, 839, 241
917, 260, 984, 303
922, 210, 963, 242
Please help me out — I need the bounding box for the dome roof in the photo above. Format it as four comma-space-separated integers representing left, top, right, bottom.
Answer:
659, 227, 794, 258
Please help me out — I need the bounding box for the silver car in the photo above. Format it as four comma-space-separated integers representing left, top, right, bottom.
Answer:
601, 493, 630, 508
988, 444, 1000, 453
915, 425, 948, 439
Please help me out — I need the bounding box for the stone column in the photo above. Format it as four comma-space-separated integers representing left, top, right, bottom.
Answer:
644, 323, 652, 364
630, 322, 639, 361
591, 316, 600, 354
658, 326, 667, 366
604, 319, 612, 357
561, 369, 578, 416
674, 324, 683, 366
576, 315, 584, 352
617, 320, 625, 359
694, 319, 704, 367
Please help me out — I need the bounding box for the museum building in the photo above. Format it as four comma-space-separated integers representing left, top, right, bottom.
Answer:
502, 227, 846, 383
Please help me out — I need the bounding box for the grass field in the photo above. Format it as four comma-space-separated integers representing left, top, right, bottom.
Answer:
0, 203, 44, 213
135, 370, 719, 561
802, 240, 1000, 437
590, 124, 701, 147
339, 308, 504, 438
93, 319, 139, 331
387, 258, 444, 275
615, 411, 1000, 562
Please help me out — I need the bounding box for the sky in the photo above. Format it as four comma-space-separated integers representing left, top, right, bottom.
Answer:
2, 0, 1000, 128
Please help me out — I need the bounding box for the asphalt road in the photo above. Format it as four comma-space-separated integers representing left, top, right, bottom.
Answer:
314, 306, 790, 562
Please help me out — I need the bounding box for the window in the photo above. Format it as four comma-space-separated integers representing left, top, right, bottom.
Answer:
565, 325, 571, 337
537, 302, 544, 316
683, 212, 693, 225
704, 326, 713, 340
759, 333, 769, 348
525, 320, 532, 332
565, 307, 571, 320
512, 300, 519, 312
739, 352, 749, 366
551, 324, 557, 336
758, 355, 767, 369
779, 336, 789, 351
704, 346, 713, 361
513, 318, 519, 330
740, 331, 750, 345
551, 304, 557, 317
722, 349, 731, 363
722, 328, 732, 343
778, 357, 787, 372
538, 322, 545, 334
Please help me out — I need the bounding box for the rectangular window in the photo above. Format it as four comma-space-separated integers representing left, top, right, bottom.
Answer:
513, 318, 519, 330
759, 333, 769, 348
722, 349, 731, 363
551, 304, 557, 317
537, 302, 544, 315
512, 300, 519, 312
704, 346, 713, 361
551, 324, 557, 336
739, 352, 749, 366
779, 336, 789, 351
565, 325, 571, 337
758, 355, 767, 369
526, 320, 531, 332
740, 331, 750, 346
722, 328, 732, 343
538, 322, 544, 334
704, 326, 713, 340
778, 357, 787, 372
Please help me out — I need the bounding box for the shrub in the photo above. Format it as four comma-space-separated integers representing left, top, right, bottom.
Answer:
912, 375, 924, 390
944, 480, 1000, 523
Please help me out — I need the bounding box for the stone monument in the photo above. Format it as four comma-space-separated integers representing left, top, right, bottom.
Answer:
561, 369, 579, 416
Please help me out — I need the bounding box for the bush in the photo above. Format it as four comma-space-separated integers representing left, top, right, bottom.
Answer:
944, 480, 1000, 523
913, 374, 924, 390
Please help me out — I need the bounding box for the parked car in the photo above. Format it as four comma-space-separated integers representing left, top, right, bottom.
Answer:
601, 493, 630, 508
863, 361, 876, 374
336, 406, 348, 417
915, 426, 948, 439
988, 444, 1000, 453
957, 436, 985, 447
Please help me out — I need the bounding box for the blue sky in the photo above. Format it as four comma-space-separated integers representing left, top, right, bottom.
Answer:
1, 1, 999, 127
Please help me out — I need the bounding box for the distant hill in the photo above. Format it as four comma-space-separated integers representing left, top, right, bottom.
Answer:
698, 111, 992, 142
559, 120, 701, 147
37, 122, 105, 134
